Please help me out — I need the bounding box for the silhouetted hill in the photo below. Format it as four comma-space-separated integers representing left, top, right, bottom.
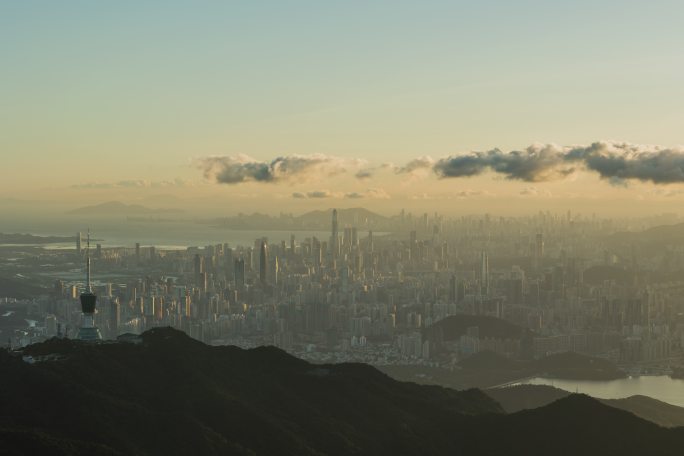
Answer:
487, 384, 684, 428
533, 351, 625, 380
2, 328, 499, 455
381, 351, 625, 392
2, 328, 684, 455
610, 222, 684, 247
425, 314, 532, 341
68, 201, 183, 215
464, 394, 684, 455
487, 384, 569, 412
0, 233, 73, 245
457, 350, 518, 370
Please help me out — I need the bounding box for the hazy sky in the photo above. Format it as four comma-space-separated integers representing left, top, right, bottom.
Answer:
3, 1, 684, 215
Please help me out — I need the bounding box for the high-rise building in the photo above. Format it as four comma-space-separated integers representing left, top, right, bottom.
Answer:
259, 240, 268, 284
480, 251, 489, 297
449, 273, 457, 304
274, 256, 279, 285
77, 231, 102, 341
331, 209, 339, 260
234, 257, 245, 289
409, 230, 417, 261
135, 242, 141, 262
535, 233, 544, 259
194, 254, 205, 286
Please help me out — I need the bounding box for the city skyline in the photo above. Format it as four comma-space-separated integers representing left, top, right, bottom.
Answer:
6, 2, 684, 454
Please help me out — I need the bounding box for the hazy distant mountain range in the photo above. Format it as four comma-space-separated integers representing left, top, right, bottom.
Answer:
67, 201, 184, 216
0, 233, 74, 244
2, 327, 684, 455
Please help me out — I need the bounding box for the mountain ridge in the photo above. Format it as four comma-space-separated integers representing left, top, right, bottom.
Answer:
3, 327, 684, 455
67, 201, 184, 215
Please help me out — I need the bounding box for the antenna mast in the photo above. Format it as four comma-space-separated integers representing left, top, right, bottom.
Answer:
86, 229, 91, 292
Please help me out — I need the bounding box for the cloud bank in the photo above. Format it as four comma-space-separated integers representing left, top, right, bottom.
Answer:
197, 154, 364, 185
197, 143, 684, 192
427, 142, 684, 184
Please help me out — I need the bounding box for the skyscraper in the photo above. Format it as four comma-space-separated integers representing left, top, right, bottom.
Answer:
480, 251, 489, 297
259, 240, 268, 284
535, 233, 544, 259
274, 256, 279, 285
331, 209, 339, 260
234, 257, 245, 289
77, 231, 102, 341
194, 254, 204, 286
449, 273, 457, 304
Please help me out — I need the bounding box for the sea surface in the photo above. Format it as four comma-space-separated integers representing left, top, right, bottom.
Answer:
0, 218, 344, 250
512, 376, 684, 407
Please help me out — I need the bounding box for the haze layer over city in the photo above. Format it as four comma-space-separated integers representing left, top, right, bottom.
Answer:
4, 2, 684, 455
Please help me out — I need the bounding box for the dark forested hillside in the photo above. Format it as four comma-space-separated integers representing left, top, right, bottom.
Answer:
1, 328, 683, 456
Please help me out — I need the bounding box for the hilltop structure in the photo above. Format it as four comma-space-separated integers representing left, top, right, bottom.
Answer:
77, 231, 102, 341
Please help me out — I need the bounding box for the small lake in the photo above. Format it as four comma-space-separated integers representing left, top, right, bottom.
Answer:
512, 376, 684, 407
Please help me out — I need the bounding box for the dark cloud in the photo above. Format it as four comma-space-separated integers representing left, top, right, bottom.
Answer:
344, 188, 390, 199
291, 190, 337, 199
355, 169, 374, 180
427, 142, 684, 184
197, 154, 364, 185
395, 156, 434, 174
433, 145, 574, 182
307, 190, 334, 198
566, 142, 684, 184
344, 192, 364, 199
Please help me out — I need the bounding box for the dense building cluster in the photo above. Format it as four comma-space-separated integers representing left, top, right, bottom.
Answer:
4, 209, 684, 372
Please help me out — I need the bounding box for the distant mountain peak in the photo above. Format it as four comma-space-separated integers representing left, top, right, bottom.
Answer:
67, 201, 183, 215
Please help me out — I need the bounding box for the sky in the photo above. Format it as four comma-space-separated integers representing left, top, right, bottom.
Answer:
2, 1, 684, 216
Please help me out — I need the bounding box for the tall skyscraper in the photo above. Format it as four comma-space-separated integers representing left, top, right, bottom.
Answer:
234, 257, 245, 289
535, 233, 544, 259
77, 231, 102, 341
274, 256, 279, 285
449, 273, 457, 304
135, 242, 141, 263
480, 251, 489, 297
331, 209, 339, 259
409, 230, 417, 261
259, 240, 268, 284
194, 254, 204, 286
